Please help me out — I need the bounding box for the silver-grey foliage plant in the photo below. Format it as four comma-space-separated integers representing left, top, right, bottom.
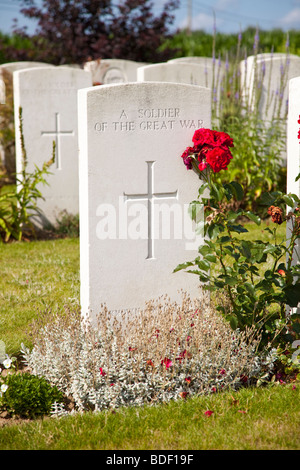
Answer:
21, 295, 276, 414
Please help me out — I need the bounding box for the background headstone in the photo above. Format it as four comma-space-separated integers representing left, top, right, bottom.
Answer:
168, 56, 225, 103
14, 66, 92, 226
78, 82, 211, 319
83, 58, 148, 85
0, 70, 5, 104
240, 53, 300, 122
137, 62, 211, 86
286, 75, 300, 317
0, 62, 54, 174
0, 61, 52, 73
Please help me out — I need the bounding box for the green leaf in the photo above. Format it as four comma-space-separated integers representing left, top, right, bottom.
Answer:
196, 259, 211, 271
284, 286, 300, 307
228, 181, 244, 201
282, 195, 295, 208
188, 200, 203, 222
228, 223, 248, 233
245, 211, 261, 225
204, 254, 217, 263
228, 315, 238, 330
198, 244, 212, 256
224, 276, 238, 286
173, 261, 194, 273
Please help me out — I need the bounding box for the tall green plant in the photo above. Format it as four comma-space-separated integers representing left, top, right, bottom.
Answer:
210, 30, 289, 214
0, 107, 55, 241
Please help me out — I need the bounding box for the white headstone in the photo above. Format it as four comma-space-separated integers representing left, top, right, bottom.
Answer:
240, 53, 300, 121
138, 62, 211, 86
0, 62, 55, 172
78, 82, 211, 319
0, 61, 52, 74
83, 58, 148, 85
0, 71, 5, 105
287, 76, 300, 306
168, 57, 216, 65
13, 66, 92, 226
168, 57, 225, 103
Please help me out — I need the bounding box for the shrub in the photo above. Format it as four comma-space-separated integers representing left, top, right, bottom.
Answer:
0, 372, 64, 418
21, 295, 276, 413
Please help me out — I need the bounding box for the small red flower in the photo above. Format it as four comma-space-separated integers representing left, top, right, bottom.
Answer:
204, 410, 214, 416
185, 376, 192, 384
278, 269, 286, 276
146, 359, 154, 367
198, 161, 208, 171
161, 357, 172, 369
179, 391, 189, 399
99, 367, 106, 376
219, 368, 226, 376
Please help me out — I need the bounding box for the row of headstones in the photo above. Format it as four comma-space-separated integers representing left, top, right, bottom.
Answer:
0, 56, 299, 319
1, 53, 298, 229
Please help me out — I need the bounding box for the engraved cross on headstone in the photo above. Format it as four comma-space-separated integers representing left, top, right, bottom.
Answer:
124, 161, 178, 259
41, 112, 74, 170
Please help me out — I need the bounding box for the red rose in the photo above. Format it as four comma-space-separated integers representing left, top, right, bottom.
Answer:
206, 147, 233, 173
192, 128, 233, 148
180, 146, 194, 169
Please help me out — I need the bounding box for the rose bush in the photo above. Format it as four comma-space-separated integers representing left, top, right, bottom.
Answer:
176, 127, 300, 349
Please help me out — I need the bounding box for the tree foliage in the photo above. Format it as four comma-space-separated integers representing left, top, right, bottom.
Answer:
8, 0, 179, 64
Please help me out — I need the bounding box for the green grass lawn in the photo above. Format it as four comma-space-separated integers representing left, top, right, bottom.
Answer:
0, 385, 299, 450
0, 221, 298, 451
0, 237, 80, 355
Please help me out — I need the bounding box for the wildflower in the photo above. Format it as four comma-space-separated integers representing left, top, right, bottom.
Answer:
185, 377, 192, 384
219, 368, 226, 376
1, 384, 8, 393
204, 410, 213, 416
3, 358, 12, 369
211, 387, 217, 393
267, 206, 283, 225
238, 410, 247, 414
99, 367, 106, 376
146, 359, 154, 367
129, 346, 137, 351
161, 358, 172, 369
179, 391, 189, 399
